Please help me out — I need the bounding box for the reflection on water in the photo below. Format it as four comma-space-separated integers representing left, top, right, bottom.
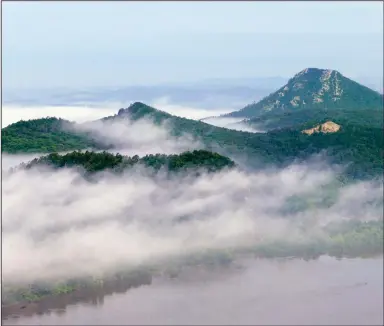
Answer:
2, 256, 383, 325
2, 272, 153, 320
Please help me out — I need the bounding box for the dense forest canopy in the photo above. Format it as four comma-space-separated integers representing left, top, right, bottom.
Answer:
21, 150, 236, 174
1, 118, 105, 154
246, 106, 384, 131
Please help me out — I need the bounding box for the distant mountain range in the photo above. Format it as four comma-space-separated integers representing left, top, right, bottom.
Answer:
2, 68, 383, 181
4, 73, 382, 110
3, 78, 287, 111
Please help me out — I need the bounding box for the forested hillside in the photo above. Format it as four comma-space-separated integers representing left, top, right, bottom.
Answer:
245, 106, 384, 131
1, 118, 105, 153
3, 101, 383, 181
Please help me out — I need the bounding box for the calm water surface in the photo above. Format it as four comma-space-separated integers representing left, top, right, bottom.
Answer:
3, 256, 383, 325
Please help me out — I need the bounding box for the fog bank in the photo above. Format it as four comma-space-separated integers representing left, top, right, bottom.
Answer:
2, 106, 383, 287
3, 161, 382, 285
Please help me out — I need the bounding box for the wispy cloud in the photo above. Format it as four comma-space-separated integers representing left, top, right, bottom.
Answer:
73, 116, 202, 157
201, 117, 265, 133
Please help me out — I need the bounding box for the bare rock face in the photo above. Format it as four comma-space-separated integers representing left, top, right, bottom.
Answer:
302, 121, 341, 135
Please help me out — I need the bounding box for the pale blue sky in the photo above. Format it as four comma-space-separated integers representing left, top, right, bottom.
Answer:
3, 1, 383, 89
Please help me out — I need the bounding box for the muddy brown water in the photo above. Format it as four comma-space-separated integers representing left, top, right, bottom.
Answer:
2, 256, 383, 325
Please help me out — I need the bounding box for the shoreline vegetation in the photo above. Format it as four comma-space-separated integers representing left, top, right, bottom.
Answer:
3, 219, 383, 309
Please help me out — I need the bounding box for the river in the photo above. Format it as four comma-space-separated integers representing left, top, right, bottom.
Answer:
2, 256, 383, 325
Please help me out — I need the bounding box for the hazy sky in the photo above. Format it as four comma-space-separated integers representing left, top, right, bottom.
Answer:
3, 1, 383, 89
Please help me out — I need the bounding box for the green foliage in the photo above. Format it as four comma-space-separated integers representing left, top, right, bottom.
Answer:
25, 150, 124, 173
51, 284, 76, 295
262, 124, 383, 180
1, 117, 104, 153
23, 150, 236, 174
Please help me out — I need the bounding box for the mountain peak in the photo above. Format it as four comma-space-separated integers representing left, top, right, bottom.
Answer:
291, 68, 343, 86
117, 102, 156, 117
225, 68, 382, 118
293, 68, 336, 79
108, 101, 174, 123
286, 68, 345, 104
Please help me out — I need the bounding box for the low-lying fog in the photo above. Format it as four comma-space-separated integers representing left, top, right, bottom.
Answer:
2, 98, 263, 133
201, 116, 265, 133
2, 111, 383, 287
2, 98, 233, 127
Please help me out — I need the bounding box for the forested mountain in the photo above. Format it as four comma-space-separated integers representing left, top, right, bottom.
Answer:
224, 68, 383, 119
94, 102, 384, 180
2, 100, 383, 180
